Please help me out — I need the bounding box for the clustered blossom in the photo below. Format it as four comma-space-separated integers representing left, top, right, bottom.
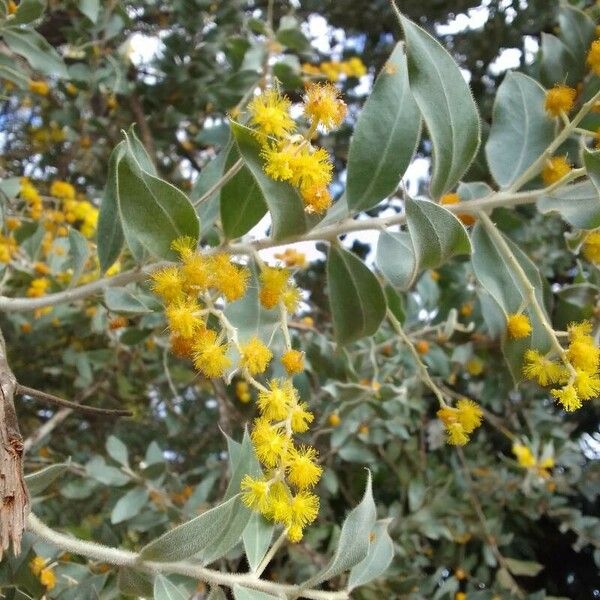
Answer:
301, 57, 366, 81
437, 398, 484, 446
512, 443, 555, 479
245, 84, 347, 214
30, 556, 56, 590
523, 321, 600, 412
506, 313, 532, 340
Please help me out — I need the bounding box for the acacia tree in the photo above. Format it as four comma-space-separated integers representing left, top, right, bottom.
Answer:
0, 0, 599, 598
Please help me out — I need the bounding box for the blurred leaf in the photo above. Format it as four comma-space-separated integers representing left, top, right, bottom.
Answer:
85, 456, 130, 487
243, 512, 275, 572
327, 245, 386, 345
224, 429, 261, 501
558, 5, 595, 83
540, 33, 577, 88
153, 574, 187, 600
485, 72, 554, 189
118, 568, 154, 597
104, 288, 153, 314
78, 0, 100, 23
232, 585, 278, 600
10, 0, 45, 25
505, 558, 545, 577
67, 228, 89, 287
346, 42, 420, 211
106, 435, 129, 467
539, 181, 600, 230
25, 462, 69, 496
111, 487, 149, 524
398, 13, 480, 197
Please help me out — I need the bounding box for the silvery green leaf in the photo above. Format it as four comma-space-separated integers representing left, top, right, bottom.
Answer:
485, 72, 554, 189
538, 181, 600, 230
243, 512, 275, 572
348, 519, 395, 590
153, 574, 187, 600
25, 462, 70, 496
232, 584, 279, 600
398, 14, 480, 197
106, 435, 129, 467
111, 487, 149, 524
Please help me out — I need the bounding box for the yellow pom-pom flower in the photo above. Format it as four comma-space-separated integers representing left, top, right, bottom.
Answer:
286, 446, 322, 489
544, 85, 576, 117
151, 266, 184, 303
582, 230, 600, 265
542, 156, 571, 186
192, 329, 231, 379
587, 40, 600, 76
240, 336, 272, 375
303, 82, 347, 131
456, 398, 483, 433
250, 417, 289, 468
248, 89, 295, 139
281, 349, 304, 375
551, 384, 581, 412
165, 298, 203, 339
50, 180, 76, 200
259, 266, 290, 309
506, 313, 532, 339
512, 443, 536, 468
522, 350, 566, 386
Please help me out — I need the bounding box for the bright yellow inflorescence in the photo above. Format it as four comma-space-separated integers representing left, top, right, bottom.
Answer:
541, 156, 571, 186
544, 85, 576, 117
506, 313, 532, 339
30, 556, 56, 590
582, 230, 600, 264
587, 39, 600, 76
522, 321, 600, 412
245, 85, 346, 214
512, 443, 555, 478
301, 57, 367, 81
437, 398, 484, 446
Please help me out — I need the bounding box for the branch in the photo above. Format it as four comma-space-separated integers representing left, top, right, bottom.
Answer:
0, 172, 585, 315
16, 385, 132, 418
27, 513, 349, 600
0, 328, 29, 559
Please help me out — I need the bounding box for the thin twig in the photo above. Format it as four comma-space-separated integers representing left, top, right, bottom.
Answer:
16, 384, 132, 417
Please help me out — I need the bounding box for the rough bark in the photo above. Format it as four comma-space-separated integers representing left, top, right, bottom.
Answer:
0, 328, 29, 559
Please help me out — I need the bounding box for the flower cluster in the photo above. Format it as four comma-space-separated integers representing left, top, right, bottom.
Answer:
506, 313, 532, 339
301, 57, 367, 81
523, 321, 600, 411
582, 230, 600, 264
246, 84, 347, 214
544, 84, 576, 118
541, 156, 571, 186
437, 398, 484, 446
241, 378, 321, 542
29, 556, 56, 590
512, 443, 555, 479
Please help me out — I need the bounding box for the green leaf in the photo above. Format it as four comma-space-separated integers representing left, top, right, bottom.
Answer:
346, 42, 420, 211
327, 245, 386, 345
243, 512, 275, 572
106, 435, 129, 467
140, 494, 251, 563
0, 177, 20, 200
153, 575, 187, 600
398, 13, 480, 197
67, 228, 89, 287
348, 519, 395, 590
305, 471, 377, 586
2, 27, 68, 78
25, 462, 69, 496
505, 558, 544, 577
221, 149, 267, 239
104, 288, 153, 314
224, 429, 261, 501
230, 121, 308, 240
232, 585, 279, 600
539, 181, 600, 230
558, 5, 595, 83
86, 456, 130, 487
485, 72, 554, 189
540, 33, 577, 88
376, 198, 470, 290
207, 587, 228, 600
111, 487, 149, 524
117, 568, 153, 597
384, 285, 406, 324
97, 143, 125, 272
78, 0, 100, 23
126, 125, 156, 175
116, 140, 199, 261
10, 0, 45, 25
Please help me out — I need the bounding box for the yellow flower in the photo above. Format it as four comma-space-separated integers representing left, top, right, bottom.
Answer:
551, 384, 582, 412
512, 443, 536, 468
150, 266, 184, 303
455, 592, 467, 600
40, 567, 56, 589
259, 266, 290, 309
587, 40, 600, 76
192, 329, 232, 378
437, 405, 473, 446
289, 401, 314, 433
303, 82, 347, 131
542, 156, 571, 186
7, 0, 17, 14
582, 231, 600, 264
440, 193, 476, 226
26, 277, 50, 298
289, 490, 319, 527
506, 313, 531, 339
286, 446, 322, 489
275, 248, 307, 269
522, 350, 566, 386
248, 89, 295, 139
165, 298, 203, 338
573, 369, 600, 400
235, 380, 251, 403
446, 422, 469, 446
456, 398, 483, 433
240, 336, 272, 375
257, 378, 295, 421
301, 185, 332, 214
465, 357, 484, 376
50, 180, 76, 200
344, 57, 367, 77
545, 85, 576, 117
30, 556, 46, 576
251, 417, 289, 467
208, 254, 249, 301
567, 338, 600, 373
28, 79, 50, 96
289, 146, 333, 191
241, 474, 270, 511
261, 144, 295, 181
282, 286, 301, 314
328, 413, 341, 427
281, 349, 304, 375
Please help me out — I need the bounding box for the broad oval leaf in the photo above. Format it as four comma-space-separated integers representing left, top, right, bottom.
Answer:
348, 519, 395, 590
2, 28, 68, 78
230, 121, 308, 240
221, 148, 267, 238
558, 5, 595, 83
116, 148, 199, 262
25, 462, 70, 496
10, 0, 45, 25
140, 494, 251, 563
106, 435, 129, 467
304, 471, 377, 587
485, 72, 554, 189
243, 512, 275, 573
539, 181, 600, 230
376, 231, 416, 291
327, 246, 386, 345
232, 585, 279, 600
346, 42, 421, 211
540, 33, 577, 88
398, 14, 480, 198
111, 487, 149, 524
153, 575, 188, 600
